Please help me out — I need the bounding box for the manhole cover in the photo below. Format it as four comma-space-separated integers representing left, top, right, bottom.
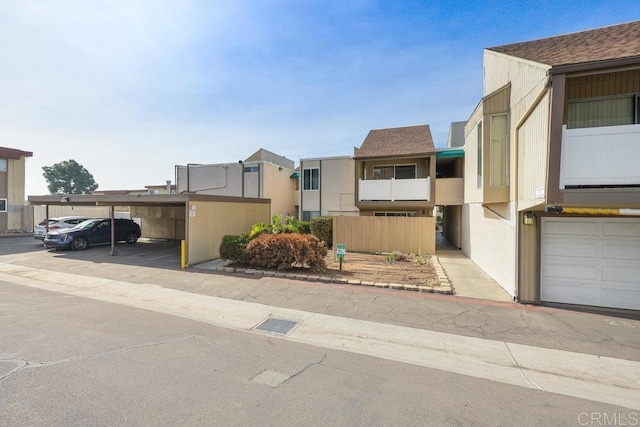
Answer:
254, 318, 299, 335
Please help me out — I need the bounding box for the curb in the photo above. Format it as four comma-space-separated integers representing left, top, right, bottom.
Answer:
211, 257, 453, 295
431, 256, 454, 295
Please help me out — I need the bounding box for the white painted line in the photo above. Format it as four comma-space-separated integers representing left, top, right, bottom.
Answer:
0, 262, 639, 410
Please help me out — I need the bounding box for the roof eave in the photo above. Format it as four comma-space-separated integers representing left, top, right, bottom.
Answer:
549, 55, 640, 75
354, 151, 437, 161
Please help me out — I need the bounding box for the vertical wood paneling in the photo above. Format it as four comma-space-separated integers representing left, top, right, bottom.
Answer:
518, 91, 550, 203
518, 214, 539, 303
187, 200, 270, 265
333, 216, 435, 255
566, 70, 640, 100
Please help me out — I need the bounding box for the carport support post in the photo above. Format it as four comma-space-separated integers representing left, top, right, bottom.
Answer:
109, 206, 117, 256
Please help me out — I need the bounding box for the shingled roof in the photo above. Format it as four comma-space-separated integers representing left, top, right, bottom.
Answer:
355, 125, 435, 159
487, 20, 640, 68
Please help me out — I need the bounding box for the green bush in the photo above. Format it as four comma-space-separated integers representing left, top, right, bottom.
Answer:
219, 234, 251, 262
310, 216, 333, 248
245, 233, 327, 272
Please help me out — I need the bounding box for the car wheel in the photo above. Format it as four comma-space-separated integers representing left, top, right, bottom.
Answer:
71, 237, 88, 251
125, 233, 138, 244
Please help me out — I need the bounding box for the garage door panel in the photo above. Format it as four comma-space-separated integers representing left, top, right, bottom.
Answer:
543, 219, 600, 236
542, 240, 599, 258
603, 242, 640, 261
541, 261, 599, 280
604, 221, 640, 237
601, 288, 640, 311
602, 266, 640, 284
540, 281, 599, 306
541, 217, 640, 311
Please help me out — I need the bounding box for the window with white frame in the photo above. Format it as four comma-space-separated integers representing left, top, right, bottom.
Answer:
303, 168, 319, 190
0, 199, 6, 212
0, 158, 7, 172
568, 94, 640, 129
490, 114, 509, 187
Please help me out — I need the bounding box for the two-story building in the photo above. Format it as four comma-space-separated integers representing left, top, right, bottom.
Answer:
1, 146, 33, 233
298, 156, 358, 221
463, 21, 640, 310
175, 148, 298, 218
355, 125, 437, 217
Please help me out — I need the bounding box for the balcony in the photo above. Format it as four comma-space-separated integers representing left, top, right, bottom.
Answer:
359, 177, 430, 201
560, 124, 640, 188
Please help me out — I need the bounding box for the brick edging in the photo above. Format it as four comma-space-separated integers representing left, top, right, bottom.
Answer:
213, 256, 453, 295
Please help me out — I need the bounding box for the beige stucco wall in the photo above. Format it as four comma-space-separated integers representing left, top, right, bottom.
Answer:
435, 178, 463, 205
175, 164, 244, 196
464, 119, 484, 204
461, 202, 517, 296
131, 206, 186, 240
187, 200, 270, 265
262, 163, 297, 217
301, 157, 358, 217
442, 205, 462, 248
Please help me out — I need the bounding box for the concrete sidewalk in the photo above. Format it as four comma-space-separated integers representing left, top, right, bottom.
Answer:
435, 233, 513, 302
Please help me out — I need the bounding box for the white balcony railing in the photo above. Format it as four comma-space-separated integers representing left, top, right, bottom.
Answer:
359, 177, 430, 201
560, 124, 640, 188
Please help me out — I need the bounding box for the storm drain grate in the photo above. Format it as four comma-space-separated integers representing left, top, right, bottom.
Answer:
254, 318, 299, 336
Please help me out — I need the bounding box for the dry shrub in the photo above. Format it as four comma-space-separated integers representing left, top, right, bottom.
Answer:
246, 233, 327, 272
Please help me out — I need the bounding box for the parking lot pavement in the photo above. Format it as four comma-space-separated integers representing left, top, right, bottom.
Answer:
1, 236, 639, 363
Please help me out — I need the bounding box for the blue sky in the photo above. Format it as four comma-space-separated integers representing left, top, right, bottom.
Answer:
2, 1, 639, 195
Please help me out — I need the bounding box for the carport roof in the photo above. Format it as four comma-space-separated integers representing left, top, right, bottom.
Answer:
28, 193, 270, 207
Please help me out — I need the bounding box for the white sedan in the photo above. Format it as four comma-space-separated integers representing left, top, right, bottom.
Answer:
34, 216, 92, 241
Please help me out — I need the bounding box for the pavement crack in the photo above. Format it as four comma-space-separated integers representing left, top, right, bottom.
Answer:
0, 334, 196, 383
0, 359, 28, 383
283, 354, 327, 384
503, 342, 544, 392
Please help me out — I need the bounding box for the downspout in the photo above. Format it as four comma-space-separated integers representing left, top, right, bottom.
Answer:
513, 77, 551, 301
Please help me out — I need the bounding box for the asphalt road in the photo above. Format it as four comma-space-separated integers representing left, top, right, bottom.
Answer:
1, 236, 639, 425
0, 280, 631, 426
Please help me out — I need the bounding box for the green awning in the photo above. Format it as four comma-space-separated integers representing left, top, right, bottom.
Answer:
290, 171, 300, 179
436, 149, 464, 159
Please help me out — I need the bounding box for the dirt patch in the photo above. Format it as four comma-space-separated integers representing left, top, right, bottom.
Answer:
322, 251, 439, 286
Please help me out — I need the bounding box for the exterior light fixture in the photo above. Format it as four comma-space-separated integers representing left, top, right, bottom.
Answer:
523, 212, 534, 225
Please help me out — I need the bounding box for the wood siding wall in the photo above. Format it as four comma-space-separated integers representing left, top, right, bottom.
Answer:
187, 200, 269, 265
566, 69, 640, 101
518, 213, 539, 303
517, 90, 550, 208
333, 216, 435, 255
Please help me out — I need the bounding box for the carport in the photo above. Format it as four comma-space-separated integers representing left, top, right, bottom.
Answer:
28, 194, 270, 267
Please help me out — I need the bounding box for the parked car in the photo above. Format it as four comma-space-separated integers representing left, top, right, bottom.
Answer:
34, 216, 91, 240
43, 218, 142, 251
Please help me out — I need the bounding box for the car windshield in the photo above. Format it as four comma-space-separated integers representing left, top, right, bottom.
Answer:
73, 219, 103, 230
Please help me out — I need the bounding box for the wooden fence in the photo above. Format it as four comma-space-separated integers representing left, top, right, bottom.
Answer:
333, 216, 435, 255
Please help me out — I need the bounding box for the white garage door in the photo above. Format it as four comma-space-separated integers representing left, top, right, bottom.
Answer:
540, 217, 640, 310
